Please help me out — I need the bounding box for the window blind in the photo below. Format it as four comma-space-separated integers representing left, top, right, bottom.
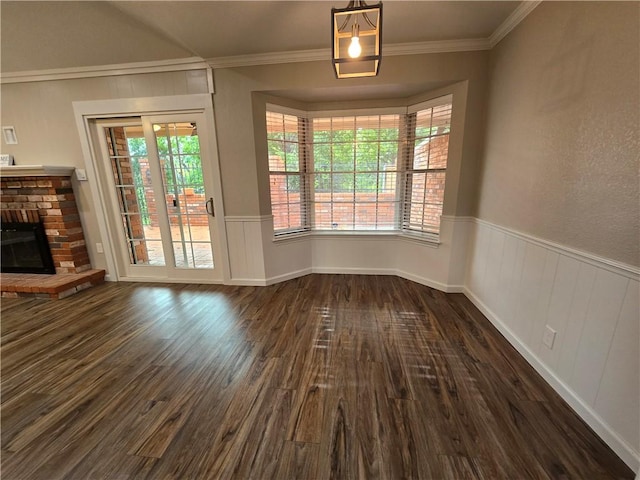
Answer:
266, 111, 310, 234
266, 96, 453, 238
402, 103, 452, 235
311, 114, 401, 231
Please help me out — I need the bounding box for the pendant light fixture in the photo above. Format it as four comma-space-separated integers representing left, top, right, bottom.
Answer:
332, 1, 382, 79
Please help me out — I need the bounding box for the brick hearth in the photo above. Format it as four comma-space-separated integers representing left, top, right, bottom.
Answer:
0, 270, 105, 299
1, 167, 105, 299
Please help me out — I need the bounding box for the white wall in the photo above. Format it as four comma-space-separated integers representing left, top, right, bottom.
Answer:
466, 219, 639, 470
468, 1, 640, 470
0, 70, 210, 272
223, 216, 471, 292
476, 1, 639, 266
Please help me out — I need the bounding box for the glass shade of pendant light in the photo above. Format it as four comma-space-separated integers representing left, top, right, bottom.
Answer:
332, 1, 382, 79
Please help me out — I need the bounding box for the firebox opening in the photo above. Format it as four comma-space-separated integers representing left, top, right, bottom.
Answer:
1, 222, 56, 274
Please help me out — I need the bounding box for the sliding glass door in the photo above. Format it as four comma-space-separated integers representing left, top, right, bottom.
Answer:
96, 113, 224, 282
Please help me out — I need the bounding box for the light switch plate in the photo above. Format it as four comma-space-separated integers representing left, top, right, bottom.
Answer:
75, 168, 88, 181
2, 126, 18, 144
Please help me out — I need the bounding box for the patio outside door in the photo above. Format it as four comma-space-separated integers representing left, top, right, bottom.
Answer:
97, 113, 224, 282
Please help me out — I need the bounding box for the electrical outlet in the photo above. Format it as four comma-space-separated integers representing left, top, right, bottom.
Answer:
75, 169, 88, 181
96, 243, 104, 253
543, 325, 556, 349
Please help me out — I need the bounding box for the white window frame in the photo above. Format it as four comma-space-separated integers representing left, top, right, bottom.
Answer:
266, 95, 453, 244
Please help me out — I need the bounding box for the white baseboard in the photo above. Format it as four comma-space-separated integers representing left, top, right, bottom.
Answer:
227, 278, 268, 286
463, 286, 640, 471
397, 270, 464, 293
265, 267, 313, 286
311, 266, 397, 276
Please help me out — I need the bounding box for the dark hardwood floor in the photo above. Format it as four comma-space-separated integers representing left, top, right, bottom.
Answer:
1, 274, 633, 479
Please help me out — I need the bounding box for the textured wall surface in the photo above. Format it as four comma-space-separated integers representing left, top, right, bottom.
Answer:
0, 71, 210, 271
213, 51, 489, 217
477, 1, 640, 266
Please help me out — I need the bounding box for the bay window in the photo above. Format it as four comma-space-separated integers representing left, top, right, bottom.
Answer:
266, 95, 452, 240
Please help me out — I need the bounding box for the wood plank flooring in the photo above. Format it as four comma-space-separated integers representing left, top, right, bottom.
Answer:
1, 274, 633, 479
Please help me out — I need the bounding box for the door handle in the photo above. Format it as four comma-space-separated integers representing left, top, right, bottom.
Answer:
206, 197, 215, 217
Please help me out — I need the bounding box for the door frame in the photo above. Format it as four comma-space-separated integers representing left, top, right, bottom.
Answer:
73, 94, 231, 284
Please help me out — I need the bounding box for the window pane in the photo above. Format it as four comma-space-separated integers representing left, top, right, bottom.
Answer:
314, 202, 332, 229
287, 175, 301, 194
331, 203, 354, 230
267, 105, 449, 237
377, 202, 396, 229
273, 203, 294, 230
355, 144, 379, 171
355, 173, 377, 197
423, 204, 442, 232
266, 112, 306, 233
332, 173, 353, 193
313, 121, 331, 142
403, 102, 451, 235
432, 105, 452, 131
426, 171, 446, 205
332, 143, 355, 171
314, 144, 331, 171
314, 173, 331, 192
409, 203, 424, 226
414, 140, 430, 169
268, 141, 286, 171
270, 175, 288, 205
331, 117, 355, 140
379, 171, 396, 195
285, 143, 299, 172
379, 142, 398, 170
428, 135, 449, 169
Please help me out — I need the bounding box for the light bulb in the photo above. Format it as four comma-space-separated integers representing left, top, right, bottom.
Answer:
348, 36, 362, 58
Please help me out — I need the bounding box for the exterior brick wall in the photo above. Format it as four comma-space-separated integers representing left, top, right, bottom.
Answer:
269, 134, 449, 231
0, 175, 91, 273
106, 128, 149, 263
165, 189, 209, 226
137, 162, 209, 227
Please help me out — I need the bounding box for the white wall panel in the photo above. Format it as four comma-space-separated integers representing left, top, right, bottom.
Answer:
536, 255, 580, 370
528, 250, 559, 352
465, 219, 640, 470
224, 217, 266, 283
570, 270, 629, 405
594, 280, 640, 453
495, 233, 520, 324
262, 218, 313, 284
557, 262, 598, 382
483, 227, 505, 310
466, 220, 491, 296
223, 216, 470, 292
312, 236, 397, 272
512, 242, 547, 344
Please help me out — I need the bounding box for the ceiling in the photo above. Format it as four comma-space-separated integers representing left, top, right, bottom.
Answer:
1, 1, 522, 73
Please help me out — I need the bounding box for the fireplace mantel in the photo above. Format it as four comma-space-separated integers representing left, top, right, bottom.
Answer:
0, 165, 75, 177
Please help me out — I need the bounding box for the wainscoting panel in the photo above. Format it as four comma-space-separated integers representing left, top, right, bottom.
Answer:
225, 215, 470, 291
224, 216, 266, 284
465, 219, 640, 470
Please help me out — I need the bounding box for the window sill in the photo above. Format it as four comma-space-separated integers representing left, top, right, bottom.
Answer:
273, 230, 440, 247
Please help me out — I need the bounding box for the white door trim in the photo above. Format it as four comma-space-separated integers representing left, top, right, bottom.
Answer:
73, 94, 231, 284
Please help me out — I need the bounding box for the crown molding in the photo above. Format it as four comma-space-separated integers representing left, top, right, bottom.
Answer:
0, 57, 209, 84
489, 0, 542, 47
207, 49, 329, 69
206, 38, 491, 69
0, 3, 539, 83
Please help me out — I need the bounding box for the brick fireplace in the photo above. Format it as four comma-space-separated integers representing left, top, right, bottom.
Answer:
1, 166, 105, 298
